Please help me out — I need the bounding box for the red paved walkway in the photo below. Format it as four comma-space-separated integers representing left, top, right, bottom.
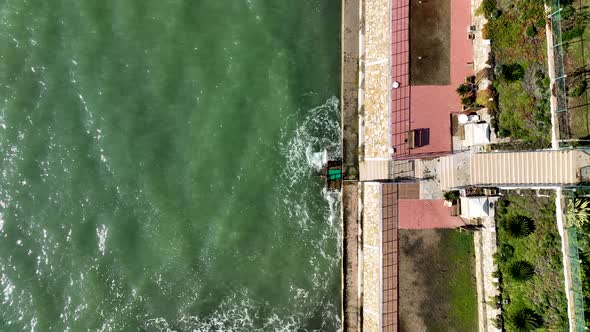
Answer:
398, 199, 464, 229
390, 0, 411, 157
392, 0, 473, 158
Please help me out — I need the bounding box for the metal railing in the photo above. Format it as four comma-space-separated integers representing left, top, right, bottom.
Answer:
547, 0, 571, 139
566, 227, 586, 331
562, 189, 587, 330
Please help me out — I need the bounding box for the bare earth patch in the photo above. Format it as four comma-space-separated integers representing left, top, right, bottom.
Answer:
409, 0, 451, 85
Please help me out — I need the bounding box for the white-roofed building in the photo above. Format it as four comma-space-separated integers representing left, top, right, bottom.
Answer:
460, 196, 490, 219
464, 121, 490, 147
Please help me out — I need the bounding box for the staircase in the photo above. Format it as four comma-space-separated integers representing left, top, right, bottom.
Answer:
359, 160, 392, 181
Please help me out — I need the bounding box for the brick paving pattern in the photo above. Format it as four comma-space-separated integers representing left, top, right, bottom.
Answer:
382, 184, 399, 332
390, 0, 411, 158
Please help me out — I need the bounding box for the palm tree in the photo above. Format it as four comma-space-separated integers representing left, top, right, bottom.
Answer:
566, 198, 590, 228
501, 63, 525, 82
505, 215, 535, 238
507, 260, 535, 282
506, 307, 543, 331
456, 83, 471, 97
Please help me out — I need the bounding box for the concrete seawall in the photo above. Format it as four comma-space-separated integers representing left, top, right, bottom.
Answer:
342, 0, 360, 181
341, 0, 361, 331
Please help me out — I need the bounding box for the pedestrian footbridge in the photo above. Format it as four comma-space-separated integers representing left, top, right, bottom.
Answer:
439, 150, 590, 190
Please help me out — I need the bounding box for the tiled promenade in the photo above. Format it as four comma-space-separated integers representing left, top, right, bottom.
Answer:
360, 0, 397, 331
362, 183, 382, 331
361, 0, 391, 159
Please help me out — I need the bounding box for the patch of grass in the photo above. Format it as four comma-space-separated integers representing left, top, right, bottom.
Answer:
429, 230, 479, 331
495, 193, 568, 331
444, 231, 479, 329
495, 79, 551, 145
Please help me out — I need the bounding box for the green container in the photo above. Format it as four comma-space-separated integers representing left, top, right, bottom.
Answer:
328, 169, 340, 175
329, 174, 341, 180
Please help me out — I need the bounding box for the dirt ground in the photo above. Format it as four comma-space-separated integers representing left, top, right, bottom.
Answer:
409, 0, 451, 85
399, 229, 478, 332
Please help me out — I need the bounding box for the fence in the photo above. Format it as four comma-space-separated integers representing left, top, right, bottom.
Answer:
547, 0, 571, 139
566, 227, 586, 331
563, 189, 587, 330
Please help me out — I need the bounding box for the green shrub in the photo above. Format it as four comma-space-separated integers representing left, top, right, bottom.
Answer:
501, 63, 525, 82
506, 307, 543, 331
507, 260, 535, 281
492, 269, 502, 279
475, 89, 492, 107
525, 25, 536, 37
561, 5, 576, 19
477, 0, 497, 19
461, 97, 473, 106
456, 84, 471, 97
542, 77, 550, 89
498, 127, 511, 137
569, 80, 587, 97
505, 215, 535, 238
491, 314, 504, 329
499, 243, 515, 260
563, 24, 585, 41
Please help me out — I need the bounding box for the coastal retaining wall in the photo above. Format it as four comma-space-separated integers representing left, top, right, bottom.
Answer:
342, 0, 360, 180
341, 0, 361, 331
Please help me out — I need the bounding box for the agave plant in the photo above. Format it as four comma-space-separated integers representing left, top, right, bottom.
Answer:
566, 198, 590, 228
505, 215, 535, 238
507, 260, 535, 282
443, 190, 459, 202
506, 307, 543, 331
501, 63, 525, 82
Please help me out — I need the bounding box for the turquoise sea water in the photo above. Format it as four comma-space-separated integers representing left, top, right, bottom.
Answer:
0, 0, 341, 330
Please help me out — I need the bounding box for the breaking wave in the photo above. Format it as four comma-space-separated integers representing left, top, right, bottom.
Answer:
144, 289, 340, 332
280, 96, 341, 186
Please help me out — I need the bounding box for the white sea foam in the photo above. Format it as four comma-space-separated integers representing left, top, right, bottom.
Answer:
143, 289, 336, 332
29, 316, 37, 332
278, 96, 342, 256
1, 273, 15, 305
280, 96, 341, 187
96, 224, 108, 255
